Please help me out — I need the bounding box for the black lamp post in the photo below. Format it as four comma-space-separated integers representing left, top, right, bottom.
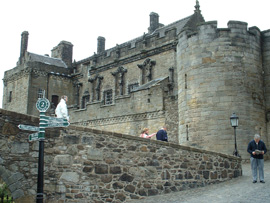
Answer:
230, 112, 240, 157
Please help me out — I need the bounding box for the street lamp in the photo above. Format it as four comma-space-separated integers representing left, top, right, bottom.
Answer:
230, 112, 240, 157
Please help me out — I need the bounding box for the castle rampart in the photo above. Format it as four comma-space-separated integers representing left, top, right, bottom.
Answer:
262, 29, 270, 148
177, 21, 267, 159
0, 109, 242, 202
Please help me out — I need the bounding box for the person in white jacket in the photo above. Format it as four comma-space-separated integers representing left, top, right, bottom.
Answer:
55, 95, 69, 121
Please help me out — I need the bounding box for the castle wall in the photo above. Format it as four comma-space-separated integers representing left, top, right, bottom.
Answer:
177, 21, 266, 159
2, 66, 30, 114
70, 48, 178, 139
71, 81, 168, 139
262, 29, 270, 148
0, 109, 242, 202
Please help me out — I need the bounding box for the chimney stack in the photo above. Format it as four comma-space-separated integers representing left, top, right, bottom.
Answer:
51, 41, 73, 68
19, 31, 29, 64
97, 36, 105, 54
148, 12, 159, 34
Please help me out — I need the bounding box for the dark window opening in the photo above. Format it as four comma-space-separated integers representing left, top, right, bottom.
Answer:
82, 95, 90, 109
51, 95, 59, 109
104, 89, 113, 105
185, 74, 187, 89
186, 124, 189, 141
8, 91, 12, 102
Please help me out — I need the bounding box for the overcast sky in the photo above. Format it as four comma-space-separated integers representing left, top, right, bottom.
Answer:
0, 0, 269, 108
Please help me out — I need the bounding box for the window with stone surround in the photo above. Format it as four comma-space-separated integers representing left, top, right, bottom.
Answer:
128, 83, 139, 93
104, 89, 113, 105
38, 88, 44, 98
8, 91, 12, 102
82, 94, 90, 109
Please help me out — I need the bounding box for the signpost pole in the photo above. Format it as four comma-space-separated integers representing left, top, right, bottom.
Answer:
36, 111, 46, 203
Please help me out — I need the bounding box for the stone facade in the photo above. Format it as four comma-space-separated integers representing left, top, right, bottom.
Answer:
2, 1, 270, 159
0, 109, 242, 202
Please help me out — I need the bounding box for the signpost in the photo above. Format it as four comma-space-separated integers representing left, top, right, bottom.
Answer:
29, 133, 40, 141
18, 124, 39, 132
18, 95, 70, 203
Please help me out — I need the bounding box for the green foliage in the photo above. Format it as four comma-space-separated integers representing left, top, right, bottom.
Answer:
0, 183, 8, 198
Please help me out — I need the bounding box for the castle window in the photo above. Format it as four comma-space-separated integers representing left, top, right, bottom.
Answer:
38, 88, 44, 98
185, 74, 187, 89
51, 95, 59, 109
137, 58, 156, 84
186, 124, 189, 141
128, 83, 139, 93
104, 89, 113, 105
81, 91, 90, 109
8, 91, 12, 102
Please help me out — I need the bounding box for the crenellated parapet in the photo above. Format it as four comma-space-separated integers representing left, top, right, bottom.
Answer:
77, 28, 178, 72
177, 20, 266, 159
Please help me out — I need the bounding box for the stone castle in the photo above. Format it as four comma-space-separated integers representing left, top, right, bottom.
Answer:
2, 1, 270, 159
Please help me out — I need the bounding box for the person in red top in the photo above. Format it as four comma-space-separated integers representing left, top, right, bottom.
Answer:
140, 128, 156, 139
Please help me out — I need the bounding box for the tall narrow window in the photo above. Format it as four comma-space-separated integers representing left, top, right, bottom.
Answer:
38, 88, 44, 98
8, 91, 12, 102
185, 74, 187, 89
104, 89, 113, 105
51, 95, 59, 109
186, 124, 189, 141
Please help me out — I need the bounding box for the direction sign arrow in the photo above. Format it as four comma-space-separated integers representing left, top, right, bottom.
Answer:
42, 116, 68, 123
18, 124, 39, 132
29, 133, 39, 141
45, 122, 70, 128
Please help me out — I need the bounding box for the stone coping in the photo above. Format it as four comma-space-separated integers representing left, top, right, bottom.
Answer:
0, 108, 241, 161
68, 125, 241, 161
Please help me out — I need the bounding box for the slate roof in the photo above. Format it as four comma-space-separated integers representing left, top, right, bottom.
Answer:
27, 52, 67, 68
152, 15, 192, 36
132, 77, 167, 92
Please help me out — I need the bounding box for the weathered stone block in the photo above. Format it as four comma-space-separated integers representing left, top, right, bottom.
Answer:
115, 193, 126, 201
53, 155, 72, 165
148, 189, 158, 196
221, 170, 228, 178
63, 135, 79, 144
101, 175, 112, 183
185, 171, 193, 179
210, 172, 217, 179
81, 136, 93, 145
119, 173, 134, 182
203, 171, 209, 179
2, 123, 19, 135
11, 142, 29, 154
110, 166, 121, 174
87, 148, 103, 161
113, 182, 124, 189
161, 170, 170, 180
138, 189, 147, 196
95, 164, 108, 174
125, 185, 135, 193
60, 172, 79, 183
83, 166, 94, 173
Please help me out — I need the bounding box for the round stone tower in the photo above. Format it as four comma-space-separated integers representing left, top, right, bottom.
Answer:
176, 21, 266, 159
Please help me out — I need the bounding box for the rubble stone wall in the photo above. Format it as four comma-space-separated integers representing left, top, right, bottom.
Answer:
0, 109, 242, 203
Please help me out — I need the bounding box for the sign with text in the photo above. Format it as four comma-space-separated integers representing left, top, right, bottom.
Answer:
18, 124, 39, 132
29, 133, 39, 141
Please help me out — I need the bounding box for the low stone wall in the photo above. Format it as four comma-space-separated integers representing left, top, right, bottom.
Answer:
0, 109, 242, 203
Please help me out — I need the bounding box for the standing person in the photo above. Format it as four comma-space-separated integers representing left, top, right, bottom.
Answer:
247, 134, 267, 183
55, 95, 70, 122
156, 126, 168, 142
140, 128, 156, 139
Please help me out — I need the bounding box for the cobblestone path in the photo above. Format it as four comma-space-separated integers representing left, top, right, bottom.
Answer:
129, 160, 270, 203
